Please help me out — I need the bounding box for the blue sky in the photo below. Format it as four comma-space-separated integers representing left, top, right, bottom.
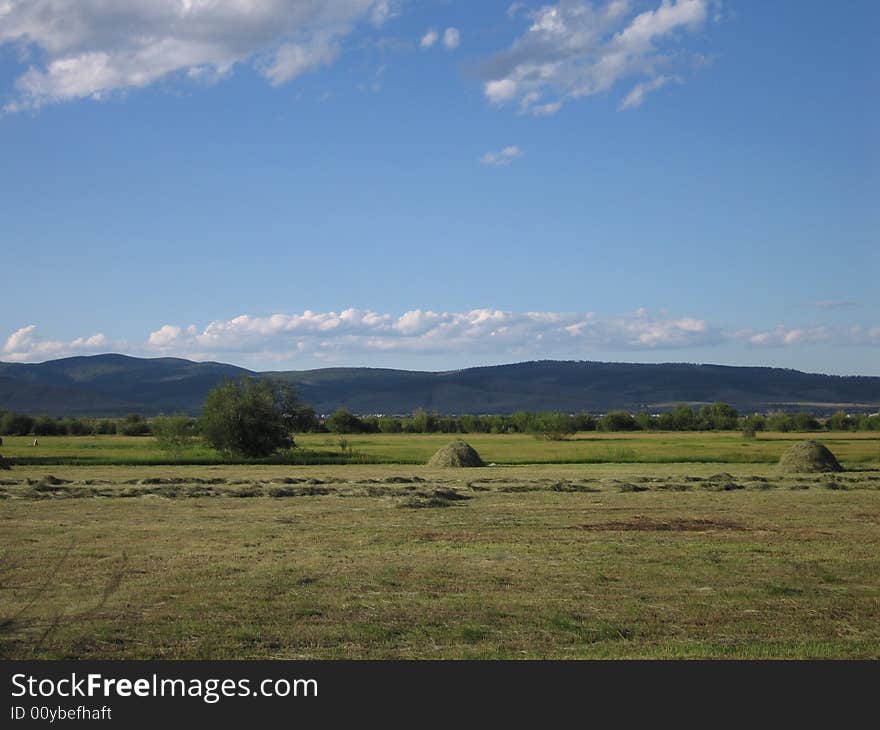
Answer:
1, 1, 877, 374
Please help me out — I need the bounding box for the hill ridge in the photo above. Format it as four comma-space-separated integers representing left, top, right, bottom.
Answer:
0, 354, 877, 416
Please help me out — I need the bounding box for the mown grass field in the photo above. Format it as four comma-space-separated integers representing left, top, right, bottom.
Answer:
1, 432, 878, 659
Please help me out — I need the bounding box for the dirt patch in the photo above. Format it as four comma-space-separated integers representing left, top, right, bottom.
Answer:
573, 515, 747, 532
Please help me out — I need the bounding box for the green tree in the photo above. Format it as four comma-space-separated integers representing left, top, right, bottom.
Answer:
0, 412, 35, 436
767, 412, 794, 432
119, 414, 152, 436
792, 412, 819, 431
827, 410, 855, 431
325, 408, 364, 434
533, 412, 576, 440
671, 404, 695, 430
152, 414, 197, 459
598, 411, 637, 432
33, 416, 62, 436
200, 378, 296, 458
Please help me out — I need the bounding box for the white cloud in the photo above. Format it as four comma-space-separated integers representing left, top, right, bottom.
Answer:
485, 78, 519, 104
481, 0, 712, 115
370, 0, 399, 27
420, 29, 439, 49
814, 300, 861, 311
618, 74, 678, 110
3, 325, 110, 362
262, 34, 341, 86
442, 27, 461, 50
138, 308, 721, 359
480, 145, 524, 166
735, 325, 880, 348
5, 310, 878, 366
0, 0, 393, 111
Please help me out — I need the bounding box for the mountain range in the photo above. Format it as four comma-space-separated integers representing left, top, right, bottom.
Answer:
0, 354, 877, 417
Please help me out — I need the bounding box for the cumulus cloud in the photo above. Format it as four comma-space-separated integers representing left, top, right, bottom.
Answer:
480, 145, 524, 166
5, 310, 877, 366
735, 325, 880, 348
0, 0, 395, 111
442, 27, 461, 50
481, 0, 712, 115
421, 27, 460, 51
139, 308, 722, 360
3, 325, 110, 362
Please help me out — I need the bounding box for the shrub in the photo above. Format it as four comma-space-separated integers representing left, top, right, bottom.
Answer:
532, 412, 576, 440
325, 408, 365, 434
119, 414, 152, 436
152, 415, 198, 458
598, 411, 637, 432
33, 416, 62, 436
200, 378, 296, 458
94, 419, 118, 435
0, 412, 35, 436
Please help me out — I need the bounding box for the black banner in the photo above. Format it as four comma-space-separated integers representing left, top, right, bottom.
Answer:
2, 661, 875, 726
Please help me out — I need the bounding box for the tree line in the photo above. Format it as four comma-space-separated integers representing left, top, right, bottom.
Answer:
2, 394, 878, 441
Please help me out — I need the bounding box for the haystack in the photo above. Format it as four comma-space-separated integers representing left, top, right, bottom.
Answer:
778, 440, 842, 473
427, 441, 485, 468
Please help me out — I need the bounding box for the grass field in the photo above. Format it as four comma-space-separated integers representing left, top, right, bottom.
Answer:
2, 430, 879, 466
1, 432, 878, 659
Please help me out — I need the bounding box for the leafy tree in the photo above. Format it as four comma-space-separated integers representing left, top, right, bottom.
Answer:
325, 408, 365, 434
287, 405, 319, 433
767, 412, 794, 432
152, 415, 198, 458
792, 412, 819, 431
533, 412, 576, 440
827, 410, 855, 431
571, 411, 596, 431
377, 416, 403, 433
94, 419, 117, 435
61, 417, 93, 436
119, 414, 152, 436
671, 404, 695, 430
656, 412, 675, 430
635, 413, 654, 431
0, 412, 35, 436
741, 414, 766, 434
598, 411, 637, 432
200, 378, 296, 458
33, 416, 62, 436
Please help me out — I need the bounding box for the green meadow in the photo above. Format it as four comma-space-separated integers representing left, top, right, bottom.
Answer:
1, 431, 878, 659
2, 430, 879, 466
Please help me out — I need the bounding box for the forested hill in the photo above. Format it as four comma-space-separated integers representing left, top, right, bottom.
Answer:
0, 355, 877, 417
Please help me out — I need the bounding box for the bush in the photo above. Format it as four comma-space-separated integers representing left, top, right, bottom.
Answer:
152, 414, 198, 458
119, 414, 152, 436
0, 412, 35, 436
532, 412, 576, 440
767, 412, 794, 432
94, 419, 118, 435
325, 408, 366, 434
598, 411, 637, 432
61, 418, 94, 436
200, 378, 296, 458
827, 410, 856, 431
33, 416, 62, 436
